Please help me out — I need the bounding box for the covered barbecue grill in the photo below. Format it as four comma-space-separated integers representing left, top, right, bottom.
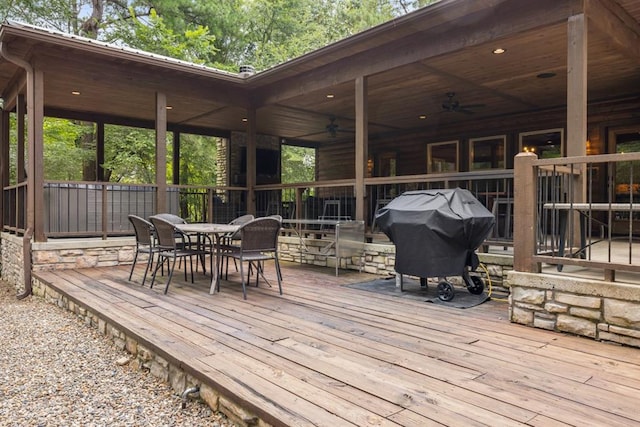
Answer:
375, 188, 495, 300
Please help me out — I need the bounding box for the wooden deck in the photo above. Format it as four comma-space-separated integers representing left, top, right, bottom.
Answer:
34, 262, 640, 427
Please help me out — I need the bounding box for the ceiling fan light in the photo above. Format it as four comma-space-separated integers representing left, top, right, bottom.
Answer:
492, 48, 506, 54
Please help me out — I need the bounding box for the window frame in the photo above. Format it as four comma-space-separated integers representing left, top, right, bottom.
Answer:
427, 140, 459, 173
469, 134, 507, 171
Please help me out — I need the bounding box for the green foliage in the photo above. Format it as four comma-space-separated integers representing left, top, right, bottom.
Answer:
281, 145, 315, 184
104, 8, 218, 64
176, 134, 218, 186
102, 125, 157, 183
42, 118, 94, 180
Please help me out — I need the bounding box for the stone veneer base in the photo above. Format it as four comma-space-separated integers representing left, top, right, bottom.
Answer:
30, 275, 272, 427
508, 271, 640, 348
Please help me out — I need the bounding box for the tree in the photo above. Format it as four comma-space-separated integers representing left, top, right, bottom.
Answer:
102, 125, 157, 183
1, 0, 441, 185
282, 145, 315, 185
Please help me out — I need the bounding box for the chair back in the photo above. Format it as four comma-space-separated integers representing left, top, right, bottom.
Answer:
229, 214, 254, 226
239, 217, 281, 252
149, 216, 180, 249
128, 214, 154, 246
153, 213, 187, 224
227, 214, 255, 240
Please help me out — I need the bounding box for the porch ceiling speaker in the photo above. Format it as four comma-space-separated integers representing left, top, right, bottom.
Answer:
238, 65, 255, 78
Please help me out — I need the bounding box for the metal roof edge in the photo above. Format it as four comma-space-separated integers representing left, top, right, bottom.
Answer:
0, 20, 245, 84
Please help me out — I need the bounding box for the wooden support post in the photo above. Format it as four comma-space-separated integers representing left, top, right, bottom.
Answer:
0, 110, 8, 228
96, 122, 105, 181
16, 94, 25, 182
246, 108, 257, 216
173, 131, 180, 185
155, 92, 167, 213
567, 13, 587, 196
295, 187, 304, 221
514, 152, 540, 273
567, 13, 588, 246
355, 76, 368, 222
30, 68, 45, 241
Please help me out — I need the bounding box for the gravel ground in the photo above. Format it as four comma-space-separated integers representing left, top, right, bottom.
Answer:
0, 280, 238, 427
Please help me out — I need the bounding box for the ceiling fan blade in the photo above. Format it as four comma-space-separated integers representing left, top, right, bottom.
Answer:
457, 108, 475, 115
459, 103, 486, 109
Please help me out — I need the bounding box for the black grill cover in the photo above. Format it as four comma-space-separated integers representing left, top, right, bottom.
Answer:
375, 188, 495, 278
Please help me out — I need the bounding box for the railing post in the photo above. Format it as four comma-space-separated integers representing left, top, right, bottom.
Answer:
101, 184, 108, 239
514, 152, 541, 273
295, 187, 304, 220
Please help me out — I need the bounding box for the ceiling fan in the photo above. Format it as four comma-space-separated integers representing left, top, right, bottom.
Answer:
441, 92, 485, 114
293, 114, 355, 140
326, 115, 340, 138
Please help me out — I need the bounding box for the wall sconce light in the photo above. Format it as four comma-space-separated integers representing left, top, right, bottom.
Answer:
586, 139, 596, 155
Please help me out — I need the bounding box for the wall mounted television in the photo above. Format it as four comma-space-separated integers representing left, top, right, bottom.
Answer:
240, 147, 280, 176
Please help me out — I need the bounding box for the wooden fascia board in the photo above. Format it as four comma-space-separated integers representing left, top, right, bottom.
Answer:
0, 24, 244, 84
252, 0, 582, 107
585, 0, 640, 62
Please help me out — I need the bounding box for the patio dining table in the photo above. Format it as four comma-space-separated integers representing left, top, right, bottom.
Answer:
174, 223, 240, 294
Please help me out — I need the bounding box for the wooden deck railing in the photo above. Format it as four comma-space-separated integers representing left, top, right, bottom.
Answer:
23, 181, 247, 239
2, 181, 27, 235
514, 152, 640, 282
5, 173, 513, 241
256, 170, 515, 239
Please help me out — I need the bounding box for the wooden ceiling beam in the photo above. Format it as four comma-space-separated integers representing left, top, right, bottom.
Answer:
252, 0, 582, 106
586, 0, 640, 62
45, 107, 232, 137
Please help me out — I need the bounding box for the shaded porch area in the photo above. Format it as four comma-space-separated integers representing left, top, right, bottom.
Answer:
33, 262, 640, 426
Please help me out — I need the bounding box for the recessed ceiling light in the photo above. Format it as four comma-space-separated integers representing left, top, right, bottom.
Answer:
492, 48, 506, 54
537, 72, 556, 79
419, 115, 427, 120
241, 117, 248, 122
326, 94, 335, 99
71, 91, 81, 95
165, 105, 173, 110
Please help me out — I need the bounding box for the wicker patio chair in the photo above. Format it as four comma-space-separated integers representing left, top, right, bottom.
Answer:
218, 217, 282, 299
148, 216, 204, 294
127, 214, 160, 286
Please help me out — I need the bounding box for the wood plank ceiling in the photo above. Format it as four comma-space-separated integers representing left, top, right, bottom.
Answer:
0, 0, 639, 146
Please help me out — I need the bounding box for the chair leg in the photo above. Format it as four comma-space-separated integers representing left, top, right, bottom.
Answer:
164, 256, 177, 294
129, 248, 139, 281
189, 255, 195, 283
142, 251, 154, 286
239, 259, 247, 300
150, 254, 165, 289
274, 258, 283, 295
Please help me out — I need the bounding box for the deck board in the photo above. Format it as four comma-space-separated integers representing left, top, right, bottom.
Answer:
34, 262, 640, 426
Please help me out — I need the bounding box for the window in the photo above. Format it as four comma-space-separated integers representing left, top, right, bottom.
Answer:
519, 128, 564, 158
427, 140, 459, 173
469, 135, 506, 170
